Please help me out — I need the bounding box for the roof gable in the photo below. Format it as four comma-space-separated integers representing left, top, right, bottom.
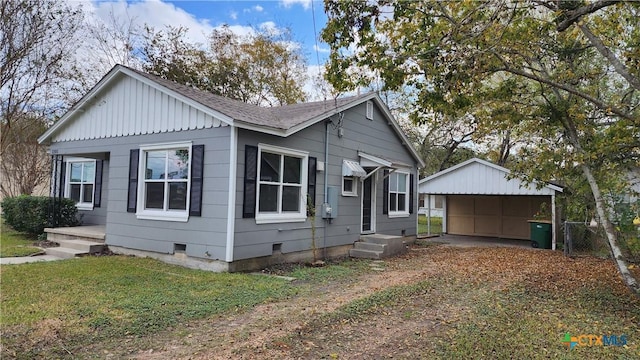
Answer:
38, 65, 424, 166
39, 66, 232, 143
419, 158, 562, 195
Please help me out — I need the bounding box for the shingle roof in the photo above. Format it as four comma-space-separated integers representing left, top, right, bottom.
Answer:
39, 65, 425, 167
128, 66, 372, 131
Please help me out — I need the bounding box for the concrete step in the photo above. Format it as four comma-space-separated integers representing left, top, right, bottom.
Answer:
349, 248, 383, 259
356, 234, 408, 258
56, 239, 104, 253
353, 242, 387, 252
360, 234, 403, 244
45, 247, 88, 259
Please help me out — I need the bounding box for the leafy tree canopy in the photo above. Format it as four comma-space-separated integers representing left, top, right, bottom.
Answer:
322, 0, 639, 294
141, 25, 308, 106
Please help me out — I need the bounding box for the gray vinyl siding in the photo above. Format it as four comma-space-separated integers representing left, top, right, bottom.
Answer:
233, 101, 417, 261
48, 127, 232, 260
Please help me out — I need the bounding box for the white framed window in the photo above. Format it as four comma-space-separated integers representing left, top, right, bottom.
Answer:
366, 100, 373, 120
136, 142, 192, 222
388, 171, 410, 217
342, 176, 358, 196
65, 158, 96, 210
256, 144, 308, 224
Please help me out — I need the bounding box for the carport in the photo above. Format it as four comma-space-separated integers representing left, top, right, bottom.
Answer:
418, 158, 563, 249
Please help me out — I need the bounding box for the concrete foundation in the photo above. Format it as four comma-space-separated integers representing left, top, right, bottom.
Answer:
109, 244, 355, 273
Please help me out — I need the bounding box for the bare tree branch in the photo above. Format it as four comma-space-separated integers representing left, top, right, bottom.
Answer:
578, 23, 640, 92
491, 51, 635, 122
556, 0, 621, 32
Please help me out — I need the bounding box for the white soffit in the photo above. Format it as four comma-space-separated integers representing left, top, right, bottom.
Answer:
343, 160, 367, 177
418, 158, 562, 196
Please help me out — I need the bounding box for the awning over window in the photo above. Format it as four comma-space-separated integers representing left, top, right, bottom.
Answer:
342, 160, 367, 177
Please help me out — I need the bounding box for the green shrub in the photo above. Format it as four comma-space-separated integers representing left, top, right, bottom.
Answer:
1, 196, 81, 236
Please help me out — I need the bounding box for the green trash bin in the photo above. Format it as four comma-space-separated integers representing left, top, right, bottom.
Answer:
529, 221, 552, 249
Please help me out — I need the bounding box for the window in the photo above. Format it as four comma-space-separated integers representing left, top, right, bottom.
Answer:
366, 100, 373, 120
256, 144, 308, 224
388, 171, 409, 217
341, 159, 365, 196
136, 142, 191, 221
65, 158, 96, 210
434, 195, 444, 209
342, 177, 358, 196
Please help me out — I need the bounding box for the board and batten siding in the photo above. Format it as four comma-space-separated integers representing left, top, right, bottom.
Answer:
49, 73, 228, 143
233, 101, 418, 261
49, 126, 232, 261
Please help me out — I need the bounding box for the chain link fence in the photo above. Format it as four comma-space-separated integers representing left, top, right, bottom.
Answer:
563, 221, 610, 258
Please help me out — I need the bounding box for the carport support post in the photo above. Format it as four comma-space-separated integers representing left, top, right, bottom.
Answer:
551, 194, 556, 250
427, 194, 431, 235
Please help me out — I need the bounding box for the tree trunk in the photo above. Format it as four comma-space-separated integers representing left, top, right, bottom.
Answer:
581, 164, 640, 296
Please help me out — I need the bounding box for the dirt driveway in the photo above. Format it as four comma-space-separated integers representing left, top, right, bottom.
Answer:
86, 242, 636, 359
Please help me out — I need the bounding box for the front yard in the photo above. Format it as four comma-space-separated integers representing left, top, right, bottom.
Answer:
1, 242, 639, 359
0, 221, 43, 258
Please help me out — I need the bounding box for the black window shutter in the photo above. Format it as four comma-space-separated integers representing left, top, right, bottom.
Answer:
189, 145, 205, 216
243, 145, 258, 218
127, 149, 139, 213
59, 158, 66, 199
409, 173, 414, 214
383, 169, 389, 215
94, 160, 103, 208
307, 157, 317, 216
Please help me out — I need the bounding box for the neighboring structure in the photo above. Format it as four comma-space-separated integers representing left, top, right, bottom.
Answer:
38, 65, 424, 271
418, 194, 445, 217
418, 158, 563, 248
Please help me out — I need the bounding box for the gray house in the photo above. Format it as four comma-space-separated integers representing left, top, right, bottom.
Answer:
38, 65, 424, 271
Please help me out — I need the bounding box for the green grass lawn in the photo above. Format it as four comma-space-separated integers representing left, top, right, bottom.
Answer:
0, 220, 42, 257
418, 214, 443, 234
0, 255, 368, 359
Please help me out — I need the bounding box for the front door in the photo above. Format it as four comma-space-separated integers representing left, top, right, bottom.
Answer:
361, 172, 375, 233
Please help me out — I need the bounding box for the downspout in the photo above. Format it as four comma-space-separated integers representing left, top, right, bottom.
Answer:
323, 119, 330, 259
225, 127, 238, 262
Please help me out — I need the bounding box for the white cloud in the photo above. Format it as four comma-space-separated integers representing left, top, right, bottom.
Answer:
259, 21, 279, 34
280, 0, 312, 10
254, 5, 264, 12
230, 11, 238, 20
89, 0, 214, 45
313, 44, 330, 53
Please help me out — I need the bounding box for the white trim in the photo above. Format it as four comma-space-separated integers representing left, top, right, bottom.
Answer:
551, 193, 556, 251
359, 152, 393, 168
136, 141, 192, 222
135, 211, 189, 222
342, 176, 358, 197
64, 158, 97, 211
226, 127, 238, 262
366, 100, 373, 120
255, 143, 308, 224
388, 170, 410, 217
360, 171, 377, 234
418, 157, 564, 193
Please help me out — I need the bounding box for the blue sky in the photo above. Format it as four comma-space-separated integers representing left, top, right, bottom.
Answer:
89, 0, 330, 66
